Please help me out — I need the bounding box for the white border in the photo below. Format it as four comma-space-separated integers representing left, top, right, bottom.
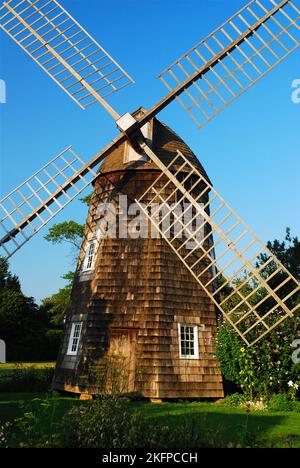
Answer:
178, 323, 199, 360
67, 322, 83, 356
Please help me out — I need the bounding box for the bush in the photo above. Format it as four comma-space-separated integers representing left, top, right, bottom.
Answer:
2, 397, 62, 448
267, 394, 300, 413
216, 316, 300, 398
220, 393, 248, 407
61, 396, 202, 449
220, 393, 267, 412
0, 365, 54, 392
0, 422, 11, 448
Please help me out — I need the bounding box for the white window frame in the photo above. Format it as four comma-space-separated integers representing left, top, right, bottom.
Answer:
67, 322, 83, 356
178, 324, 199, 360
82, 239, 97, 272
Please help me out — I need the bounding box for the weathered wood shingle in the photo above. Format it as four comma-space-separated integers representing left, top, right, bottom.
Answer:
53, 116, 224, 399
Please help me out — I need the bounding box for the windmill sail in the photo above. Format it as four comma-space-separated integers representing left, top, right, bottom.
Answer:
0, 147, 97, 258
0, 0, 134, 118
137, 143, 300, 346
158, 0, 300, 128
0, 128, 128, 260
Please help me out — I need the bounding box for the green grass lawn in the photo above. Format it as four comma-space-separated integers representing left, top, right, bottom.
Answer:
134, 401, 300, 447
0, 393, 300, 448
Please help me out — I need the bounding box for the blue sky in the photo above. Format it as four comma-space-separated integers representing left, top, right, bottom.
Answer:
0, 0, 299, 303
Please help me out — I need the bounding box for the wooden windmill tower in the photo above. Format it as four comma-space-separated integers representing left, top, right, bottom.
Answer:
0, 0, 299, 399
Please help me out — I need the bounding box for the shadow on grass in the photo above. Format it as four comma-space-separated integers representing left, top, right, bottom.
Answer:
131, 402, 300, 448
1, 396, 300, 448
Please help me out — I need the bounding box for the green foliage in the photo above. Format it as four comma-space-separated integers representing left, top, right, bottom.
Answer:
61, 396, 201, 449
267, 394, 300, 413
40, 272, 74, 326
216, 315, 300, 397
0, 280, 43, 361
79, 193, 92, 207
44, 329, 63, 357
0, 365, 54, 392
264, 227, 300, 280
2, 395, 300, 448
0, 257, 20, 291
0, 257, 61, 361
220, 393, 248, 407
88, 353, 138, 396
44, 221, 84, 250
0, 421, 11, 448
43, 194, 90, 258
4, 397, 60, 448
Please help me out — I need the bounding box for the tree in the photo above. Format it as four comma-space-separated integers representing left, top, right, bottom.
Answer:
40, 272, 75, 326
0, 257, 20, 291
0, 258, 57, 361
264, 227, 300, 280
43, 194, 90, 255
44, 221, 85, 251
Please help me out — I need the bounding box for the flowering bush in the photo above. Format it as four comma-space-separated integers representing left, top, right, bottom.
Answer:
0, 422, 11, 448
215, 314, 300, 398
220, 393, 266, 411
287, 380, 299, 401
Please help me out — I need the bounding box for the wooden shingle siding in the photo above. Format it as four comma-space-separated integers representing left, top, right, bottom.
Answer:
52, 115, 224, 399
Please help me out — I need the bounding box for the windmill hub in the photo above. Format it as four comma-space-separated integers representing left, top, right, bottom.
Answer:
117, 111, 149, 155
116, 112, 138, 133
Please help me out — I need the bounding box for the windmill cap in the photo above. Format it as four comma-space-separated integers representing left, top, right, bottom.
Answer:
98, 111, 211, 184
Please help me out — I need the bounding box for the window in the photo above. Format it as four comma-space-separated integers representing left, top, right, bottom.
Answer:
178, 324, 199, 359
67, 322, 82, 356
86, 241, 96, 269
82, 240, 97, 272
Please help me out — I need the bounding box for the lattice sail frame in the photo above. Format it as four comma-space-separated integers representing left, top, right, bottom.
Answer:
158, 0, 300, 128
0, 147, 97, 258
136, 143, 300, 346
0, 0, 134, 116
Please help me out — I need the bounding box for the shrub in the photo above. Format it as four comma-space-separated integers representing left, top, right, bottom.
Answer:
0, 422, 11, 448
3, 397, 62, 448
221, 393, 267, 412
267, 394, 300, 413
61, 396, 203, 449
0, 365, 54, 392
216, 315, 300, 398
88, 354, 131, 395
220, 393, 248, 407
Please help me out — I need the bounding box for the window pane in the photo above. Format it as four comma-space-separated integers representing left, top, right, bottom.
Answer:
179, 324, 198, 358
68, 322, 82, 355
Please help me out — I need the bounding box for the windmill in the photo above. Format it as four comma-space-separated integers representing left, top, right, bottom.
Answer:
0, 0, 299, 399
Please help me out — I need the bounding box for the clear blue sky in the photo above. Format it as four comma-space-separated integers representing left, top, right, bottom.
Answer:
0, 0, 299, 303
